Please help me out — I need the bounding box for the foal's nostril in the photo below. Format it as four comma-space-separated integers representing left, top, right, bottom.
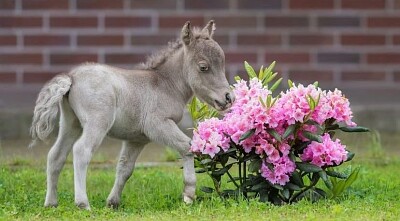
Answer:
225, 93, 232, 103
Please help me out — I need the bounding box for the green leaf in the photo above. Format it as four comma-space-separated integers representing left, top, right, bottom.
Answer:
281, 189, 290, 199
200, 159, 212, 165
195, 168, 207, 173
288, 79, 294, 88
326, 170, 348, 179
248, 158, 262, 173
211, 164, 233, 176
282, 124, 296, 140
266, 94, 272, 107
258, 65, 264, 80
285, 182, 301, 191
259, 97, 266, 107
266, 128, 282, 143
313, 81, 319, 87
239, 128, 256, 142
346, 151, 355, 162
307, 95, 316, 110
220, 154, 229, 166
264, 61, 276, 77
302, 131, 322, 143
343, 167, 360, 190
250, 181, 269, 191
264, 72, 278, 85
200, 186, 214, 193
244, 61, 257, 79
234, 76, 241, 82
319, 170, 333, 190
269, 77, 282, 92
339, 126, 370, 133
296, 162, 322, 173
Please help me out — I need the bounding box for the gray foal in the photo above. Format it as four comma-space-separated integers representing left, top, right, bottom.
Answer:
29, 20, 234, 210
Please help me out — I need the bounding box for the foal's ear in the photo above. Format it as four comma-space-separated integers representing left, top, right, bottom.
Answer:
181, 21, 193, 46
202, 20, 216, 38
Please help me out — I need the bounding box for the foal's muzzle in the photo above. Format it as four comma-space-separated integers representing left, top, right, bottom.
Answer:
214, 92, 235, 111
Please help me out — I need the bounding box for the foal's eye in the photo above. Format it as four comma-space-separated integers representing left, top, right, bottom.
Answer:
199, 62, 209, 72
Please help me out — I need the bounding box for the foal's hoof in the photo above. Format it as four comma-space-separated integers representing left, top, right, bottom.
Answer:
183, 194, 196, 204
76, 202, 91, 210
44, 202, 58, 208
106, 199, 120, 209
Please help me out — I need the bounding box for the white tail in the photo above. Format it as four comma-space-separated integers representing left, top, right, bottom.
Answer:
29, 74, 72, 148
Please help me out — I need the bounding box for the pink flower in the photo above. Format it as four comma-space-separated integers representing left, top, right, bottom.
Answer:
301, 133, 348, 167
261, 156, 296, 185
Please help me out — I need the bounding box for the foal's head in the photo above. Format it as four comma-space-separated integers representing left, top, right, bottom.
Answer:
181, 20, 235, 111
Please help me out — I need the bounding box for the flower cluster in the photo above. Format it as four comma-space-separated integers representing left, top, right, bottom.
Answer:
301, 133, 348, 167
190, 78, 355, 185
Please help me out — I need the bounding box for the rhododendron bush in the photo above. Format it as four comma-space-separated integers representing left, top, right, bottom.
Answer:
189, 62, 369, 204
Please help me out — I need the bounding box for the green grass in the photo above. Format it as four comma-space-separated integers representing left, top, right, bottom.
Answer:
0, 158, 399, 221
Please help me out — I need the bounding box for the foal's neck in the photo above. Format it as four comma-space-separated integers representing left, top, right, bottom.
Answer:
156, 48, 193, 104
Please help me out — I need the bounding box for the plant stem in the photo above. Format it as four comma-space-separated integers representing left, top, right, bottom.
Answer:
289, 176, 319, 203
243, 161, 247, 198
226, 171, 239, 188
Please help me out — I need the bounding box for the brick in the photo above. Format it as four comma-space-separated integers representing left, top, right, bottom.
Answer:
396, 0, 400, 8
0, 72, 16, 83
0, 0, 15, 10
394, 72, 400, 82
225, 52, 257, 64
105, 53, 146, 64
289, 0, 334, 9
77, 0, 123, 9
211, 16, 257, 28
78, 35, 124, 46
50, 53, 98, 65
341, 0, 385, 9
0, 16, 42, 28
0, 35, 17, 46
318, 17, 360, 28
22, 0, 69, 10
237, 0, 281, 9
50, 16, 97, 28
265, 16, 309, 28
341, 34, 386, 45
288, 69, 333, 83
265, 52, 310, 64
131, 35, 176, 46
158, 16, 204, 28
367, 53, 400, 64
289, 34, 333, 46
318, 52, 360, 64
185, 0, 230, 9
341, 70, 386, 81
105, 16, 152, 28
213, 34, 230, 46
0, 53, 42, 64
23, 71, 58, 83
237, 34, 281, 46
393, 35, 400, 45
24, 35, 70, 46
130, 0, 177, 9
368, 17, 400, 28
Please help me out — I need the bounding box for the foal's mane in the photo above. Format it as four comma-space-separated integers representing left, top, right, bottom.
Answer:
138, 28, 206, 70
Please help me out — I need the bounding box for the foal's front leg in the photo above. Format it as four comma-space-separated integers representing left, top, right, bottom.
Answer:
145, 119, 196, 203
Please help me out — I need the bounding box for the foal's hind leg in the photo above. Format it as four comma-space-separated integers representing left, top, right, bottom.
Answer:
72, 121, 111, 210
45, 99, 81, 207
106, 140, 146, 208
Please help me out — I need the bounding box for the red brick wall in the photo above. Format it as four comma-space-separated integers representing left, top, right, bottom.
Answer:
1, 0, 400, 89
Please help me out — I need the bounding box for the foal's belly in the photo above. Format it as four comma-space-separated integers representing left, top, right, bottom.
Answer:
107, 116, 148, 142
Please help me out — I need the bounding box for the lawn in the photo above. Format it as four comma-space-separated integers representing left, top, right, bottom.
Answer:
0, 156, 399, 220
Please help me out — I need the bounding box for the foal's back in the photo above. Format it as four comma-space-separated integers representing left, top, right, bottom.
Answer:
66, 63, 158, 140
